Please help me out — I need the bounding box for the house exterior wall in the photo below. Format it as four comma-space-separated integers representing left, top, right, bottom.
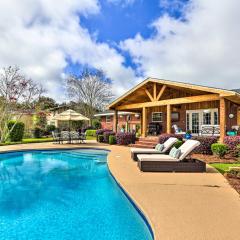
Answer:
99, 114, 141, 131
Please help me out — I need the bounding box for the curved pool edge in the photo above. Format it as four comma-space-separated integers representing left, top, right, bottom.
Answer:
109, 170, 155, 240
0, 146, 155, 239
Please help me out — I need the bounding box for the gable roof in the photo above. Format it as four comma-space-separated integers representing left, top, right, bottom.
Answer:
108, 78, 240, 109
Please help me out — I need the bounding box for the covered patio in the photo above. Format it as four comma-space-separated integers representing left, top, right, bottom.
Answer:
108, 78, 240, 142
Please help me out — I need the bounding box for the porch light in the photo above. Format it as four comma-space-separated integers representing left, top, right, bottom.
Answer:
119, 115, 123, 118
229, 113, 234, 119
135, 114, 140, 118
203, 109, 211, 113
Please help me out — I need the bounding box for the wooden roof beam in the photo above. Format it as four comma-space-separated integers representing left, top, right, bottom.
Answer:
116, 94, 220, 110
156, 85, 167, 101
145, 89, 154, 102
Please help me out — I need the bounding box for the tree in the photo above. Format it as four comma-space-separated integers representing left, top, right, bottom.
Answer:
66, 68, 114, 122
0, 66, 44, 142
34, 96, 58, 110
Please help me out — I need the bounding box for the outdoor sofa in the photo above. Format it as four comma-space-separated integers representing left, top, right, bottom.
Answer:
137, 139, 206, 172
130, 137, 178, 161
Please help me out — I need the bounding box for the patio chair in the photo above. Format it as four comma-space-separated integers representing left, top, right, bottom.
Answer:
172, 124, 186, 135
137, 139, 206, 172
79, 132, 86, 143
52, 131, 61, 144
60, 131, 71, 144
70, 131, 80, 144
130, 137, 178, 161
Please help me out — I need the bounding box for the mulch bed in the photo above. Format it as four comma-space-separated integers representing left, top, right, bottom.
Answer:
225, 176, 240, 194
192, 153, 238, 164
192, 153, 240, 194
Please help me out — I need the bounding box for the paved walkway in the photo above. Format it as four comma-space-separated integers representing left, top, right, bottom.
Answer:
0, 142, 240, 240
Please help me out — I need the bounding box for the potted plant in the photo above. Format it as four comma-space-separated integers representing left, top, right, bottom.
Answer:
185, 130, 192, 139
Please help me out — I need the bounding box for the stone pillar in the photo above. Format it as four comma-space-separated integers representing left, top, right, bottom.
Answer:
167, 104, 172, 134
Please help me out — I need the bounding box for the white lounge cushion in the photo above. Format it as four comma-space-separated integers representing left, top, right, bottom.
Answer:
162, 137, 178, 152
131, 148, 161, 153
137, 154, 179, 162
178, 140, 200, 160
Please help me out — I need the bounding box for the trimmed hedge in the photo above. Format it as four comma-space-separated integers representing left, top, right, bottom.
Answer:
223, 136, 240, 156
103, 131, 115, 143
158, 134, 184, 144
97, 135, 104, 143
7, 121, 25, 142
211, 143, 228, 158
192, 136, 218, 154
116, 132, 136, 145
109, 135, 116, 145
96, 129, 112, 142
85, 129, 97, 137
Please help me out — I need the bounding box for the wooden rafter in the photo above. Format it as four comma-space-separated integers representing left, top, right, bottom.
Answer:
156, 85, 167, 101
153, 83, 157, 100
116, 94, 220, 110
145, 89, 154, 102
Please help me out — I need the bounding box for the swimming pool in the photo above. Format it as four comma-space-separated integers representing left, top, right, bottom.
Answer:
0, 149, 153, 240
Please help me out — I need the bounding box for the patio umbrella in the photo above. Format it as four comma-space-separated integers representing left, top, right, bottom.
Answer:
53, 109, 90, 129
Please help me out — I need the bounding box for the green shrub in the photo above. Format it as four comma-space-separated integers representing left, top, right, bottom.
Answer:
7, 121, 25, 142
211, 143, 228, 158
92, 119, 101, 129
85, 129, 97, 137
46, 124, 56, 133
173, 140, 183, 149
98, 135, 104, 143
33, 127, 44, 138
109, 135, 116, 145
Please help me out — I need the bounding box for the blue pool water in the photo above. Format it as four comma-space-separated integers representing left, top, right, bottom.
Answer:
0, 149, 153, 240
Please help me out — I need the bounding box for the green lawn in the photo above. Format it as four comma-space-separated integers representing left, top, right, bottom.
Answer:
210, 163, 240, 174
86, 136, 96, 140
0, 136, 96, 146
0, 137, 53, 146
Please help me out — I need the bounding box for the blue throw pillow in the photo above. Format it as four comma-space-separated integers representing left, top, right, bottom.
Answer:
169, 147, 181, 159
155, 144, 164, 152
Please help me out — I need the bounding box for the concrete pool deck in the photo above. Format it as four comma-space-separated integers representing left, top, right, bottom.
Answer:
0, 141, 240, 240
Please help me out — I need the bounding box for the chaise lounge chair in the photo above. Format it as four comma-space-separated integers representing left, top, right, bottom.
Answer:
137, 139, 206, 172
130, 137, 178, 161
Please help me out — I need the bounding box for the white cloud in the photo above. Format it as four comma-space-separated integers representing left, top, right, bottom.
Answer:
121, 0, 240, 90
0, 0, 138, 102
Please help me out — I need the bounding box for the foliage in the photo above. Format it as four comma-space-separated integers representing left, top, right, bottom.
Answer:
46, 124, 56, 133
85, 129, 97, 137
34, 96, 58, 110
33, 127, 44, 138
97, 135, 104, 143
211, 143, 228, 158
66, 68, 114, 121
0, 66, 43, 142
103, 131, 115, 143
173, 140, 183, 149
7, 121, 25, 142
92, 119, 101, 129
237, 145, 240, 158
158, 134, 184, 144
223, 136, 240, 156
72, 120, 84, 131
191, 136, 218, 154
96, 129, 111, 136
109, 135, 116, 145
116, 132, 136, 145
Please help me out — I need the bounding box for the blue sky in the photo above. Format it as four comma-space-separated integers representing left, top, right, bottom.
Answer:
0, 0, 239, 101
66, 0, 189, 75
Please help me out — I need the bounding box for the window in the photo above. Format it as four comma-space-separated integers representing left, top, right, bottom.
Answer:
203, 112, 211, 125
152, 112, 163, 122
106, 115, 111, 123
214, 111, 218, 125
